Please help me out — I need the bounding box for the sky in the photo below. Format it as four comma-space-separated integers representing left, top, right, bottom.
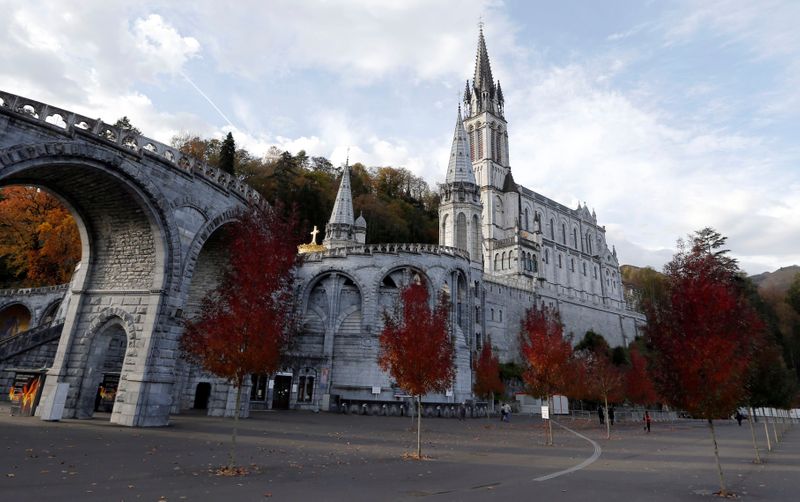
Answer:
1, 0, 798, 275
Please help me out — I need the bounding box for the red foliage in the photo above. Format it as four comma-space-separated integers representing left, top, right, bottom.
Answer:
181, 205, 301, 387
645, 249, 764, 419
577, 348, 625, 404
519, 306, 573, 399
378, 283, 455, 397
625, 345, 659, 405
473, 342, 504, 400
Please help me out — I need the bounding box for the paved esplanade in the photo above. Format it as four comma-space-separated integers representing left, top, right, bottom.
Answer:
0, 91, 256, 426
1, 409, 798, 500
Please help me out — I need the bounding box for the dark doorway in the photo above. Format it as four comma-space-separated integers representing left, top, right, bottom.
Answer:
272, 375, 292, 410
194, 382, 211, 410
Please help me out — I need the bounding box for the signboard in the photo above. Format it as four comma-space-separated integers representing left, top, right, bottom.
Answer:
541, 405, 550, 420
9, 372, 45, 417
371, 386, 381, 395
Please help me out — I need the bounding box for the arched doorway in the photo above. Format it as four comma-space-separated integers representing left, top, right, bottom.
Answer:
77, 318, 129, 419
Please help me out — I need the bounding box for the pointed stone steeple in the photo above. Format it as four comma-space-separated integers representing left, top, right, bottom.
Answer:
473, 25, 495, 97
324, 162, 358, 249
445, 106, 475, 185
329, 164, 354, 226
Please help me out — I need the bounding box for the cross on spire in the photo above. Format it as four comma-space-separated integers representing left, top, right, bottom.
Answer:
310, 225, 320, 245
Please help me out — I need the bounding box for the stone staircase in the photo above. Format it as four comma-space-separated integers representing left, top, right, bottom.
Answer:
0, 322, 64, 362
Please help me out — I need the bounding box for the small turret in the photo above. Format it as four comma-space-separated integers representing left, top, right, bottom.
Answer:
323, 162, 357, 249
354, 211, 367, 245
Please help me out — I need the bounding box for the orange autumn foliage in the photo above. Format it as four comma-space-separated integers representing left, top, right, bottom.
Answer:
0, 186, 81, 286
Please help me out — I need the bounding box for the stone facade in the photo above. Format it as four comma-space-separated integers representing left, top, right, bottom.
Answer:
0, 26, 644, 423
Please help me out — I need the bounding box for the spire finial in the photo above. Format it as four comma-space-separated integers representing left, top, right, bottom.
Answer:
345, 146, 350, 167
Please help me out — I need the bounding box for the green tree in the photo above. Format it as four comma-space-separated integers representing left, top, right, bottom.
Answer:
113, 116, 141, 135
219, 132, 236, 175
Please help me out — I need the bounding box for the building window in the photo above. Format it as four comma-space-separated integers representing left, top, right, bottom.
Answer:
550, 219, 555, 240
297, 375, 315, 403
501, 252, 506, 270
477, 128, 484, 158
572, 228, 578, 248
583, 262, 587, 276
494, 254, 499, 270
545, 249, 549, 264
571, 258, 575, 272
499, 310, 503, 322
561, 223, 567, 244
594, 266, 598, 279
475, 306, 480, 322
558, 254, 563, 268
533, 255, 538, 273
491, 309, 494, 321
507, 252, 512, 269
469, 129, 476, 160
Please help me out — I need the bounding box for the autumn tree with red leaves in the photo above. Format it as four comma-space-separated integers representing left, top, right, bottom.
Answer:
473, 342, 504, 412
181, 204, 301, 470
519, 305, 573, 446
625, 344, 659, 407
379, 282, 454, 459
643, 228, 765, 496
576, 348, 625, 439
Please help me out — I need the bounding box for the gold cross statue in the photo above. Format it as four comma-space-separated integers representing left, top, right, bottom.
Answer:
310, 225, 320, 245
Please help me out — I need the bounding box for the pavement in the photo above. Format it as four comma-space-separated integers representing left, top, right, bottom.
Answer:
0, 404, 798, 501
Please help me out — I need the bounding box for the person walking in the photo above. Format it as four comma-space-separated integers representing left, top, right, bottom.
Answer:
459, 401, 466, 421
598, 406, 605, 424
644, 411, 652, 433
500, 402, 507, 422
734, 410, 743, 426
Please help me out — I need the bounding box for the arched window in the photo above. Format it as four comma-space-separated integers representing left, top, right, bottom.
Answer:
440, 214, 448, 244
524, 208, 529, 231
545, 249, 550, 264
571, 258, 575, 272
490, 124, 497, 162
583, 262, 587, 276
558, 254, 563, 268
572, 228, 578, 248
586, 232, 592, 255
507, 252, 512, 269
561, 223, 567, 244
471, 214, 480, 261
532, 255, 538, 273
491, 309, 495, 321
456, 212, 467, 251
477, 127, 484, 159
469, 128, 476, 160
501, 251, 506, 270
494, 253, 499, 271
535, 212, 542, 232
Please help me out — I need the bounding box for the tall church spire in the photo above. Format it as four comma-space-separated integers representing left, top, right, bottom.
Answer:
324, 162, 358, 249
445, 106, 475, 184
473, 25, 495, 96
328, 163, 354, 226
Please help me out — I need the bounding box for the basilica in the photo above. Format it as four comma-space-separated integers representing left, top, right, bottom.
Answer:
252, 28, 645, 412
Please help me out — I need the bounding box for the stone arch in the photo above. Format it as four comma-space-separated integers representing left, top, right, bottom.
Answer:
0, 302, 32, 337
40, 300, 62, 326
75, 307, 138, 420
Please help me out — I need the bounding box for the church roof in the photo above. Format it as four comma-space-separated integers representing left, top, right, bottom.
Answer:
502, 171, 518, 193
355, 211, 367, 228
445, 107, 475, 184
329, 164, 354, 226
473, 25, 495, 97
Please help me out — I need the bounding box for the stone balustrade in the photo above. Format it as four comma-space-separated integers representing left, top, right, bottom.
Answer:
0, 90, 262, 205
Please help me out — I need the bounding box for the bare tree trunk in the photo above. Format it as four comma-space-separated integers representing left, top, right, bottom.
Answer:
416, 395, 422, 459
763, 416, 772, 452
547, 395, 553, 446
747, 407, 761, 464
771, 412, 779, 444
230, 380, 243, 470
604, 395, 610, 440
708, 419, 728, 496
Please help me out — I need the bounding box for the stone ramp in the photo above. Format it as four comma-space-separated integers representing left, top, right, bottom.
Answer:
0, 322, 64, 362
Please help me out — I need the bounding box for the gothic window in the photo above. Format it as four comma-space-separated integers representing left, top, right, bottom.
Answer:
583, 262, 587, 276
587, 232, 593, 255
491, 309, 494, 321
475, 306, 480, 322
535, 212, 542, 232
545, 249, 550, 264
494, 253, 499, 271
499, 310, 503, 322
507, 252, 511, 269
501, 251, 506, 270
524, 208, 529, 231
441, 213, 448, 244
562, 223, 567, 244
477, 127, 484, 159
558, 254, 563, 268
471, 214, 480, 260
490, 124, 497, 162
572, 228, 578, 248
594, 266, 598, 279
532, 255, 538, 273
550, 219, 555, 240
571, 258, 575, 272
456, 212, 467, 251
469, 128, 476, 160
